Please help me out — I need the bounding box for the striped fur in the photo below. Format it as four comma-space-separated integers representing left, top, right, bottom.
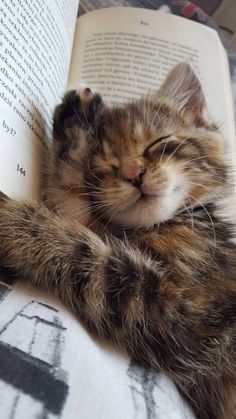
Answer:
0, 64, 236, 418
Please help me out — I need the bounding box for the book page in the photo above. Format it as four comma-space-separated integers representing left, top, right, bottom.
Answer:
0, 0, 79, 200
68, 8, 236, 173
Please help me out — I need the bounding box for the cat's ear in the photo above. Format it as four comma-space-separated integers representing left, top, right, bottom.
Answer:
159, 63, 206, 123
53, 89, 104, 142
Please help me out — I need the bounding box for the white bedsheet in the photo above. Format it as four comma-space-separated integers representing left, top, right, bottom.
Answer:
0, 277, 195, 419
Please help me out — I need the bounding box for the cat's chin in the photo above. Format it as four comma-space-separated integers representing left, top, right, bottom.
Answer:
111, 193, 180, 229
136, 193, 157, 205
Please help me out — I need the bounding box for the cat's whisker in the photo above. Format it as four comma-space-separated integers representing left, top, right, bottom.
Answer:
185, 192, 217, 250
66, 95, 101, 141
165, 136, 191, 163
64, 184, 104, 196
158, 137, 170, 165
144, 92, 154, 126
80, 193, 121, 215
181, 200, 195, 232
67, 97, 88, 132
67, 191, 92, 197
87, 203, 120, 229
186, 180, 222, 197
83, 179, 105, 191
150, 93, 171, 129
87, 161, 104, 184
145, 92, 153, 125
183, 155, 218, 165
188, 174, 227, 185
74, 198, 114, 215
208, 174, 229, 182
58, 200, 113, 221
80, 96, 97, 138
141, 98, 147, 126
100, 205, 123, 234
150, 99, 163, 128
88, 193, 121, 206
214, 118, 236, 133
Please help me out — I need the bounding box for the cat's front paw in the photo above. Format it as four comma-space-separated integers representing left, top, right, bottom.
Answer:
53, 88, 103, 141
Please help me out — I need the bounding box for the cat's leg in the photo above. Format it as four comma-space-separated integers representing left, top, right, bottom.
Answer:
0, 197, 234, 419
0, 196, 172, 365
43, 88, 104, 225
0, 197, 154, 334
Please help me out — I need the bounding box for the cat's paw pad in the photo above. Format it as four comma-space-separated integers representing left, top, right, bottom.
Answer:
53, 89, 103, 140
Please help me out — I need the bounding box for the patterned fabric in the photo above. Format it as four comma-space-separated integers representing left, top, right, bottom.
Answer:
167, 0, 208, 22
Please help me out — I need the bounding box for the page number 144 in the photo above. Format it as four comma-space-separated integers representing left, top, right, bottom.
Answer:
17, 164, 26, 177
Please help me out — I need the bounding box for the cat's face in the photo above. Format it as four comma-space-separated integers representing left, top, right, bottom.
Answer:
84, 65, 226, 229
87, 101, 225, 229
52, 64, 226, 229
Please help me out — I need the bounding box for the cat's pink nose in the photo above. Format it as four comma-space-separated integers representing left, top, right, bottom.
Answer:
122, 164, 146, 188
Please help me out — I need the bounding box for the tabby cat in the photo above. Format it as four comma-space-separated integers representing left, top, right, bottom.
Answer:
0, 63, 236, 419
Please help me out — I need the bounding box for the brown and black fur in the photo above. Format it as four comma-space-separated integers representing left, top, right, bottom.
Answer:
0, 64, 236, 418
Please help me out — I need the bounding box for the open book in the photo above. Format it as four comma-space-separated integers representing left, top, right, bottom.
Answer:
0, 3, 235, 418
1, 1, 235, 201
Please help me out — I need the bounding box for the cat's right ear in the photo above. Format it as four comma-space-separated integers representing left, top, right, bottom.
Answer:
53, 89, 104, 142
158, 63, 206, 125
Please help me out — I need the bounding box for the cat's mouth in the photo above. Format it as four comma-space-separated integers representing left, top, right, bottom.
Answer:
136, 192, 158, 205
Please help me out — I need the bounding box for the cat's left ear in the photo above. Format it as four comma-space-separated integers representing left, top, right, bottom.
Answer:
159, 63, 206, 124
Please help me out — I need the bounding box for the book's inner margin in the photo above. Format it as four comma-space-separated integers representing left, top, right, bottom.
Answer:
0, 0, 79, 200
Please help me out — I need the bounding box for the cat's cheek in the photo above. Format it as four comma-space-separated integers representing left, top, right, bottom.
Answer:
49, 192, 91, 226
75, 202, 91, 226
68, 198, 91, 226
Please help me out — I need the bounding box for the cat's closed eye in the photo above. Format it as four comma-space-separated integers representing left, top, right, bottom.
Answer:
143, 134, 172, 155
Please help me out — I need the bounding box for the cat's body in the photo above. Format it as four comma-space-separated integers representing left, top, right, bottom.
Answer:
0, 64, 236, 418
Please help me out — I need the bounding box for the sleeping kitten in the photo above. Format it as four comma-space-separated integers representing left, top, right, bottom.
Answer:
0, 63, 236, 419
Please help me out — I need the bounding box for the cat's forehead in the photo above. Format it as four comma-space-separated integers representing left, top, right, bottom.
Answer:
99, 98, 180, 155
107, 98, 179, 125
101, 120, 154, 157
